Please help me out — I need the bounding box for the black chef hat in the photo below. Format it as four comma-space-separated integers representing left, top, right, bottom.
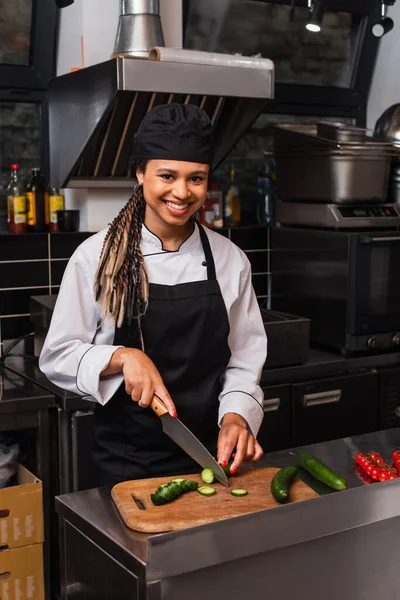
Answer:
132, 103, 214, 165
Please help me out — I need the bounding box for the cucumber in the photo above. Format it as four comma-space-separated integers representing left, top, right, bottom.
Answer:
271, 465, 297, 504
198, 486, 216, 496
171, 478, 185, 484
297, 452, 347, 491
231, 489, 248, 497
201, 468, 215, 484
150, 493, 166, 506
222, 462, 233, 477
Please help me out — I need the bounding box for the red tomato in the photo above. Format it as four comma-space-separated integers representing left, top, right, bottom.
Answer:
379, 470, 391, 482
368, 451, 386, 465
369, 465, 380, 481
391, 448, 400, 462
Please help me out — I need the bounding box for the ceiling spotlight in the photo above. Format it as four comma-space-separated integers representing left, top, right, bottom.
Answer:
372, 2, 395, 37
306, 0, 326, 33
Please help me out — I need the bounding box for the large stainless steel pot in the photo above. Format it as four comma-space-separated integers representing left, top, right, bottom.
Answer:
274, 150, 392, 204
269, 124, 396, 204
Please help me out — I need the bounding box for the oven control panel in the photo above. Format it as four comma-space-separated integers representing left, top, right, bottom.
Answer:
338, 206, 399, 219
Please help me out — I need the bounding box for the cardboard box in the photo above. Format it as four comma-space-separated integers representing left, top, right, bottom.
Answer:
0, 466, 43, 550
0, 543, 44, 600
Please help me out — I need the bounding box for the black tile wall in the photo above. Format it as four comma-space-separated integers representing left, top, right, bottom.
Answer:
0, 261, 49, 289
252, 274, 269, 297
0, 287, 49, 316
50, 232, 93, 258
230, 227, 268, 250
1, 233, 48, 260
50, 261, 69, 287
245, 251, 268, 274
0, 231, 94, 343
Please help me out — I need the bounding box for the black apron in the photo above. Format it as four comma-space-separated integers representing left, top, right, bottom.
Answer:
92, 223, 231, 486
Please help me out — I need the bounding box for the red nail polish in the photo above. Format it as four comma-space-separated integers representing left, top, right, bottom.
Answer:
221, 460, 228, 468
172, 410, 178, 418
230, 467, 237, 474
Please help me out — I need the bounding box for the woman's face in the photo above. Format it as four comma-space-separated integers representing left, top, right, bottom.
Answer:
136, 160, 209, 228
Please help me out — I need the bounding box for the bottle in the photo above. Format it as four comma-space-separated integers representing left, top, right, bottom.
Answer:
256, 152, 277, 226
48, 186, 65, 232
198, 195, 215, 228
25, 168, 47, 232
7, 164, 26, 234
224, 165, 241, 226
207, 183, 223, 228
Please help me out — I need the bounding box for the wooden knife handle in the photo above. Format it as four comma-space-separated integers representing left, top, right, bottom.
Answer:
150, 395, 168, 417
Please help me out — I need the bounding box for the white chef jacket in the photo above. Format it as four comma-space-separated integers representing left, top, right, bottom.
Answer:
39, 224, 267, 437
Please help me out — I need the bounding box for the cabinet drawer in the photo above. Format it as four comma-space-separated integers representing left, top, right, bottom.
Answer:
293, 371, 379, 447
257, 384, 291, 452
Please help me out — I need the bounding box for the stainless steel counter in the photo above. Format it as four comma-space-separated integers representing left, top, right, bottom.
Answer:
57, 428, 400, 599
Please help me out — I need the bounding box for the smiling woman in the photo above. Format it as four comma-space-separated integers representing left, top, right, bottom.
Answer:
39, 103, 268, 487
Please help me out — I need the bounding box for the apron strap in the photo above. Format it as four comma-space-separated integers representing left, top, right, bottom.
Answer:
197, 222, 217, 281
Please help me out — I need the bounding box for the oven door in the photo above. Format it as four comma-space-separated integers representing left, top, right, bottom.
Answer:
350, 232, 400, 334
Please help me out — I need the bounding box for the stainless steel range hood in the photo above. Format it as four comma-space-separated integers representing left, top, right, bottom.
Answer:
49, 56, 274, 188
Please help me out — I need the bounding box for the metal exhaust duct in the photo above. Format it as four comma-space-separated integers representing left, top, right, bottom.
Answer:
49, 56, 274, 188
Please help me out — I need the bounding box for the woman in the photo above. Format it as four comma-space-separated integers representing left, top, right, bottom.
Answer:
40, 103, 267, 486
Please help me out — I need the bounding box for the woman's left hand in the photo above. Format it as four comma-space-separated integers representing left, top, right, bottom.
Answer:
217, 413, 263, 474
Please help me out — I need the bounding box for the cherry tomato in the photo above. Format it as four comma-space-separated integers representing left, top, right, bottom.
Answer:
355, 452, 368, 466
368, 451, 386, 465
379, 470, 391, 482
369, 465, 380, 481
391, 448, 400, 462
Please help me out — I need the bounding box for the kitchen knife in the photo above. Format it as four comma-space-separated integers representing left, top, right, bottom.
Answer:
150, 395, 229, 487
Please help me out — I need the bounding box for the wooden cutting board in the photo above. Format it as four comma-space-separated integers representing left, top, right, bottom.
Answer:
111, 467, 318, 533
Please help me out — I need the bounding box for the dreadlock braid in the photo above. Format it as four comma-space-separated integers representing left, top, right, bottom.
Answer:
94, 179, 148, 329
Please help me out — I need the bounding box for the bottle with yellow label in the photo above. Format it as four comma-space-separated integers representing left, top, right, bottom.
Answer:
224, 165, 241, 226
26, 168, 47, 232
7, 164, 26, 234
48, 187, 65, 232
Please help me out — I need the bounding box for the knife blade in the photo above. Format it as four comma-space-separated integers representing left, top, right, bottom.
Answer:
150, 395, 229, 487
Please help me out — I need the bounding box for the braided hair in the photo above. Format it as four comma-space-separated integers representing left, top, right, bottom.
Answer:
94, 160, 149, 329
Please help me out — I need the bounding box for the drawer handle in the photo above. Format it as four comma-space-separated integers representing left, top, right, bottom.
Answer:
303, 389, 342, 407
263, 397, 280, 412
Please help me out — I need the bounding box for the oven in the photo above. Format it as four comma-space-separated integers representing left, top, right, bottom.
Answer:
271, 227, 400, 354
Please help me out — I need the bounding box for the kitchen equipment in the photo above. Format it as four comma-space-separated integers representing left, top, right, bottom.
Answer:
268, 123, 396, 205
48, 53, 274, 188
261, 309, 310, 368
317, 122, 367, 143
112, 0, 164, 59
275, 202, 400, 229
375, 103, 400, 206
272, 227, 400, 354
150, 396, 228, 486
111, 466, 317, 533
56, 209, 80, 232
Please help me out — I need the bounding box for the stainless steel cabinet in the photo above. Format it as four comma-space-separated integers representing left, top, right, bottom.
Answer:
292, 371, 379, 447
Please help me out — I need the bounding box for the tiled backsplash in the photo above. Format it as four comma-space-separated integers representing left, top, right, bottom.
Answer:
0, 226, 269, 345
0, 232, 92, 346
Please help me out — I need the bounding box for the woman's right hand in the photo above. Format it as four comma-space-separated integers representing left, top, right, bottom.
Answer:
102, 347, 177, 417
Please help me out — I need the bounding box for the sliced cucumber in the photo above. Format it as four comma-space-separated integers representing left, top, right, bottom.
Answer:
150, 493, 166, 506
171, 478, 185, 484
185, 480, 199, 491
201, 467, 215, 484
197, 485, 216, 496
231, 489, 248, 497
